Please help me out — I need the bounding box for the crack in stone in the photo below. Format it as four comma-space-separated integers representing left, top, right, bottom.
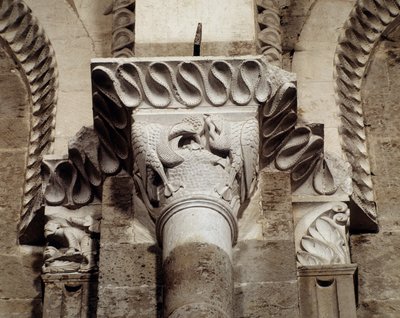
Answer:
65, 0, 96, 53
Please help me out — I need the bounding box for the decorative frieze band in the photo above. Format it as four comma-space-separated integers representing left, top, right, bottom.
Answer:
92, 58, 275, 109
334, 0, 400, 228
0, 0, 58, 235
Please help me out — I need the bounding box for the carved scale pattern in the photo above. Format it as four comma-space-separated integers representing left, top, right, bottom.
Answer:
105, 0, 135, 57
261, 83, 337, 194
296, 202, 351, 266
256, 0, 283, 66
0, 0, 58, 231
334, 0, 400, 222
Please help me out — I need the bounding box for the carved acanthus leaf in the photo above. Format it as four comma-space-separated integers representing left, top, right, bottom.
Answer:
334, 0, 400, 225
296, 202, 351, 266
0, 0, 59, 235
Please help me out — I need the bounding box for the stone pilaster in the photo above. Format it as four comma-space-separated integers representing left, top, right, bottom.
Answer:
42, 273, 98, 318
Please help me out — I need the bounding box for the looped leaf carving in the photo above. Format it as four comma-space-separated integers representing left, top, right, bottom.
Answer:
296, 202, 351, 266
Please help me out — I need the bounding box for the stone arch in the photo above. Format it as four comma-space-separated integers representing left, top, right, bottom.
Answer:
334, 0, 400, 231
0, 0, 58, 241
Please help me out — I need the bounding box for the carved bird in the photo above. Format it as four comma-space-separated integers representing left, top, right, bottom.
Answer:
132, 118, 203, 200
205, 115, 259, 202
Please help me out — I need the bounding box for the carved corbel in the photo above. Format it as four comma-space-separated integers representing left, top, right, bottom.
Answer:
294, 202, 357, 318
295, 202, 350, 266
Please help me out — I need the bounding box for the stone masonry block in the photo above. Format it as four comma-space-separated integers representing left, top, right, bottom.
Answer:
234, 281, 299, 318
99, 243, 161, 288
233, 239, 297, 283
351, 232, 400, 301
259, 169, 293, 241
97, 286, 162, 318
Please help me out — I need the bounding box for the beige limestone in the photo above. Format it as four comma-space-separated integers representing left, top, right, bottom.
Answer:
135, 0, 257, 56
24, 0, 112, 154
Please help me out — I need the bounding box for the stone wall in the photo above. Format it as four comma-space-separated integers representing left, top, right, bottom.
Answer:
351, 23, 400, 317
0, 42, 43, 317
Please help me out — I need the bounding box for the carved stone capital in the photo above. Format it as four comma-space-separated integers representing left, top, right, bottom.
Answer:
295, 202, 351, 266
131, 114, 259, 245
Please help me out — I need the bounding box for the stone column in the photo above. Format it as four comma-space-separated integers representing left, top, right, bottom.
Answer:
159, 198, 237, 317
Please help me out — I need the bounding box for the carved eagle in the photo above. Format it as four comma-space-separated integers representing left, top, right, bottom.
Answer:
205, 115, 259, 202
132, 118, 203, 201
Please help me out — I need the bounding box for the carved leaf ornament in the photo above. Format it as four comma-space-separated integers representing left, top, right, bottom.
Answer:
297, 203, 351, 266
261, 82, 338, 194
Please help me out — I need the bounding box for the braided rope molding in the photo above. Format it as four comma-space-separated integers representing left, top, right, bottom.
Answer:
256, 0, 282, 67
334, 0, 400, 225
105, 0, 135, 57
0, 0, 58, 232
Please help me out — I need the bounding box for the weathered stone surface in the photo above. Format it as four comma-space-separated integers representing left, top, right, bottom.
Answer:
135, 0, 256, 56
164, 242, 233, 317
97, 286, 162, 318
234, 240, 297, 283
0, 298, 42, 318
0, 254, 41, 299
99, 243, 161, 288
259, 169, 293, 240
357, 298, 400, 318
101, 173, 134, 225
234, 281, 299, 318
351, 232, 400, 302
24, 0, 113, 154
42, 273, 98, 318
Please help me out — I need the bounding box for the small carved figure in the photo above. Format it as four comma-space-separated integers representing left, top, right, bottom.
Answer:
43, 215, 100, 273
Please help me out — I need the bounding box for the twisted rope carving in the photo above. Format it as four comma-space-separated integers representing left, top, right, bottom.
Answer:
106, 0, 135, 57
334, 0, 400, 222
256, 0, 282, 66
0, 0, 58, 232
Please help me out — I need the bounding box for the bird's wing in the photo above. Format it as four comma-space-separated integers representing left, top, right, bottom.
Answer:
241, 118, 259, 199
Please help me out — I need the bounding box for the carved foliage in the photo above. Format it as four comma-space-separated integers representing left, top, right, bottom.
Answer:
43, 213, 100, 273
261, 83, 337, 194
256, 0, 283, 66
334, 0, 400, 221
296, 202, 351, 266
0, 0, 58, 231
